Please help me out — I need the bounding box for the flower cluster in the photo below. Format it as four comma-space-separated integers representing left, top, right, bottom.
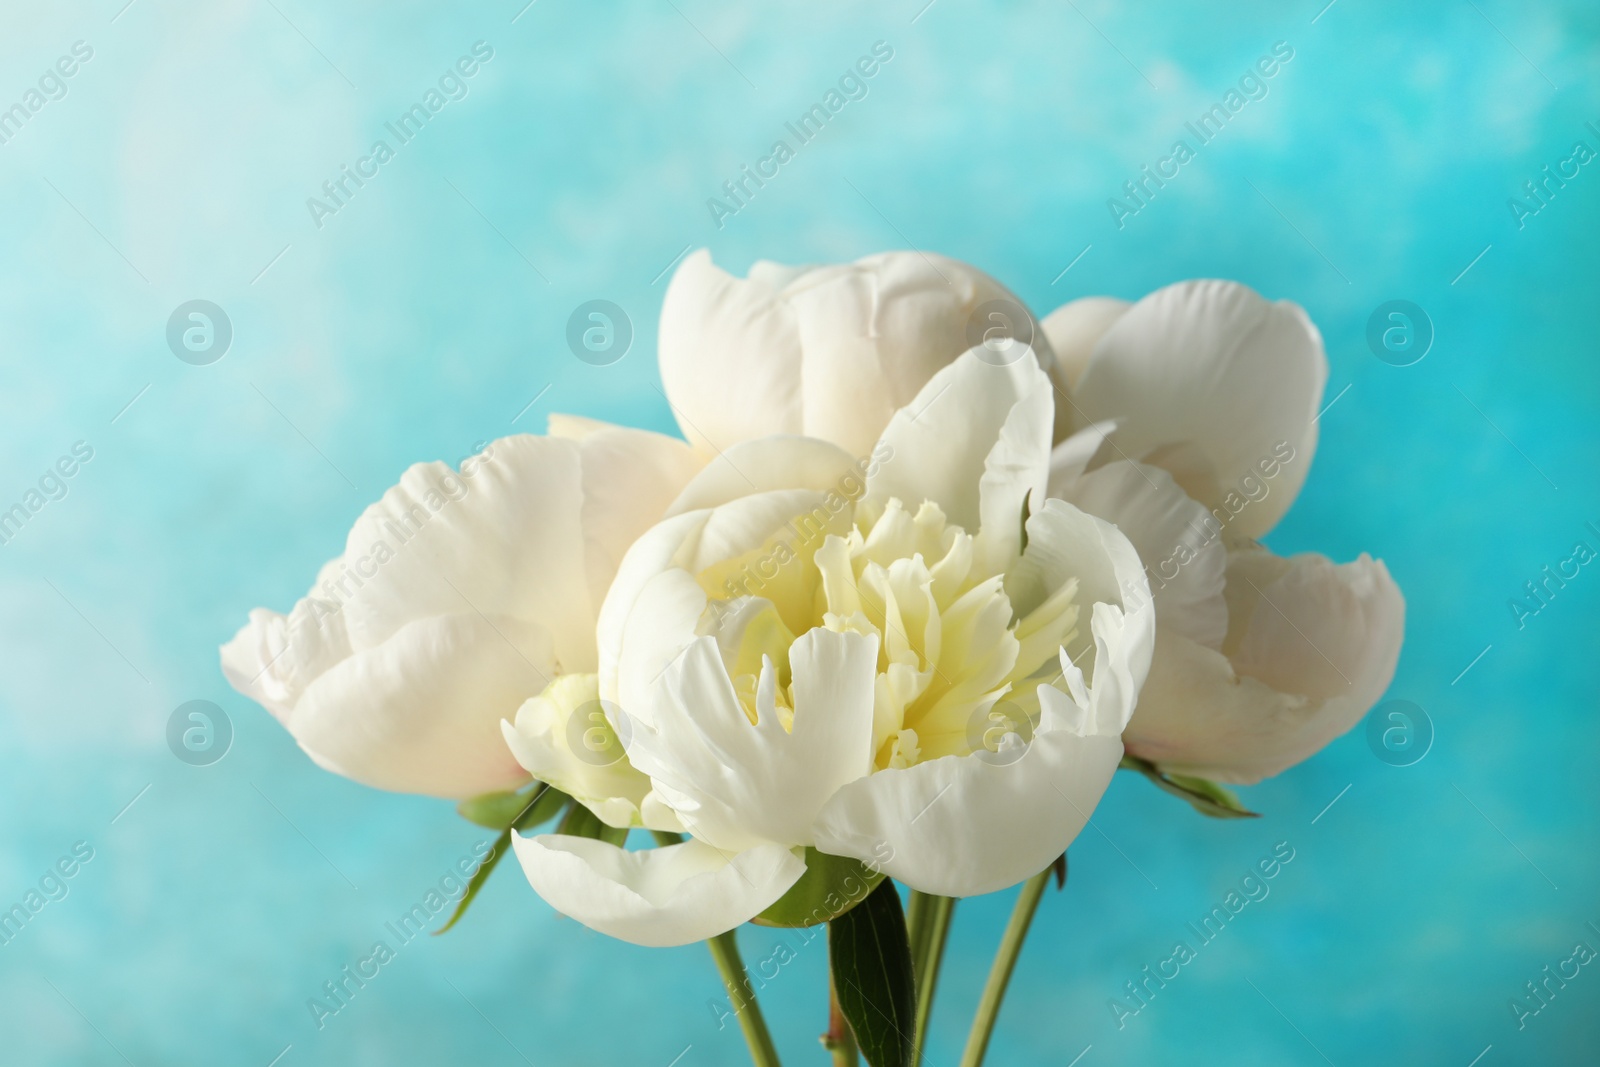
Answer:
223, 250, 1404, 952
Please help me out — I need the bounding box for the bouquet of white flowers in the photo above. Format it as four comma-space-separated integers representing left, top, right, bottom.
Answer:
222, 250, 1403, 1066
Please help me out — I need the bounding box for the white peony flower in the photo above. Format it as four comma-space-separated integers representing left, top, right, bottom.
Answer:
659, 249, 1067, 459
1042, 280, 1405, 784
509, 348, 1156, 947
220, 418, 703, 799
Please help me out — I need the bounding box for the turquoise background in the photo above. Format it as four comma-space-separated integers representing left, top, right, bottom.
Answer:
1, 0, 1597, 1063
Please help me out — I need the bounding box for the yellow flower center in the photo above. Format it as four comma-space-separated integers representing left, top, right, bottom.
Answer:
694, 497, 1078, 769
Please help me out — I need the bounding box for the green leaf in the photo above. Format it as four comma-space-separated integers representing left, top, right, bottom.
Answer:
457, 786, 534, 829
829, 878, 915, 1067
753, 848, 884, 928
1119, 755, 1260, 819
433, 829, 511, 936
556, 800, 627, 846
513, 786, 569, 831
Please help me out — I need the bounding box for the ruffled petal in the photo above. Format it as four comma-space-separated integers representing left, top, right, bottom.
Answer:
625, 630, 878, 853
512, 834, 805, 947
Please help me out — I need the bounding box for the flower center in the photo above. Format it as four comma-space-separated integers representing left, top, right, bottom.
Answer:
694, 497, 1078, 770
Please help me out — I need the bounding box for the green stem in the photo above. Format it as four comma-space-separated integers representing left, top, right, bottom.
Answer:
656, 830, 781, 1067
822, 971, 859, 1066
958, 871, 1049, 1067
707, 927, 783, 1067
911, 893, 955, 1062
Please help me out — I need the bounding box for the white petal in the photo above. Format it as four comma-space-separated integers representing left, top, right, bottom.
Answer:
659, 249, 1057, 457
334, 435, 594, 670
512, 834, 805, 947
668, 436, 862, 517
626, 631, 878, 852
220, 562, 352, 725
1049, 458, 1228, 650
598, 490, 835, 716
502, 673, 655, 829
1125, 549, 1405, 783
659, 249, 803, 453
866, 348, 1053, 544
1224, 548, 1405, 702
1071, 280, 1327, 536
1006, 498, 1157, 734
287, 613, 550, 798
565, 423, 706, 614
1041, 296, 1129, 392
811, 683, 1123, 897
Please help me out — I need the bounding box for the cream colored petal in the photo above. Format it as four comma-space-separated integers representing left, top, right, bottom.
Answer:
1071, 280, 1326, 536
659, 249, 804, 453
659, 249, 1058, 456
866, 348, 1052, 546
1125, 548, 1405, 784
1041, 296, 1130, 392
334, 435, 595, 671
811, 683, 1123, 897
1006, 498, 1157, 734
626, 631, 878, 853
512, 834, 804, 947
502, 673, 655, 829
1049, 458, 1228, 650
287, 613, 550, 798
667, 436, 862, 517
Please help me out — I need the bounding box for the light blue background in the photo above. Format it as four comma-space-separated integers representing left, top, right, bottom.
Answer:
1, 1, 1597, 1064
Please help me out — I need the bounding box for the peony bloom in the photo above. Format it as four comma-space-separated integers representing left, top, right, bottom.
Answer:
220, 418, 703, 799
509, 348, 1156, 946
659, 249, 1068, 459
1042, 280, 1405, 784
